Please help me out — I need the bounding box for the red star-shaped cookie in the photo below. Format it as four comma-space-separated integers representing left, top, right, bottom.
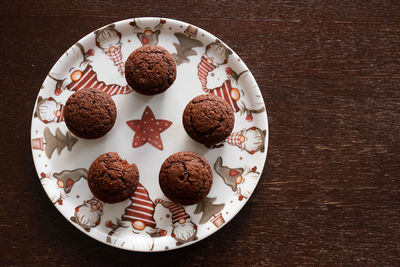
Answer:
126, 106, 172, 150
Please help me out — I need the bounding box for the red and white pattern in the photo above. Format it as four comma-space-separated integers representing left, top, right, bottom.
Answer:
105, 46, 124, 76
226, 130, 245, 148
197, 56, 216, 92
197, 56, 239, 112
56, 104, 64, 122
66, 65, 132, 96
121, 184, 156, 228
210, 80, 239, 112
154, 199, 190, 224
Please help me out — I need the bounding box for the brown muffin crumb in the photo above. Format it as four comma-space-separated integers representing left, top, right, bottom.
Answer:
182, 94, 234, 146
88, 152, 139, 203
159, 151, 213, 205
64, 88, 117, 139
125, 45, 176, 95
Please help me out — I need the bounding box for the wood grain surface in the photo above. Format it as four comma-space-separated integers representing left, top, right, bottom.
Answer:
1, 1, 399, 266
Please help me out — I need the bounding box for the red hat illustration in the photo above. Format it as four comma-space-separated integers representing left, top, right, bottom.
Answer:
226, 130, 245, 148
154, 199, 190, 224
121, 184, 156, 230
105, 45, 124, 76
197, 56, 239, 112
66, 65, 132, 96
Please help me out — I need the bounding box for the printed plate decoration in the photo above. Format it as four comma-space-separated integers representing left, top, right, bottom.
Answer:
31, 17, 269, 252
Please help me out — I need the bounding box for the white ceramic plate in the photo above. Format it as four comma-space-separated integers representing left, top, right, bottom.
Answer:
31, 17, 269, 252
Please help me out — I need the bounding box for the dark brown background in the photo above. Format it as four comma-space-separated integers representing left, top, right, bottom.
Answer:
1, 0, 399, 266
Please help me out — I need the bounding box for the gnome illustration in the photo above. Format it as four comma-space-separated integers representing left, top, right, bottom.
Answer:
94, 24, 124, 76
197, 40, 265, 118
225, 127, 266, 154
71, 197, 104, 232
34, 96, 64, 124
214, 157, 260, 200
197, 41, 242, 112
154, 199, 198, 246
106, 184, 165, 251
39, 168, 87, 205
130, 18, 166, 46
49, 42, 132, 96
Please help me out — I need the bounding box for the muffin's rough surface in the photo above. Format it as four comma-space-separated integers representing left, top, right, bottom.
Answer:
64, 88, 117, 139
125, 45, 176, 95
88, 152, 139, 203
159, 151, 213, 205
182, 94, 234, 145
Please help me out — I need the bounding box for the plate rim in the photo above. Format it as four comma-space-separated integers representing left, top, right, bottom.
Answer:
30, 16, 269, 252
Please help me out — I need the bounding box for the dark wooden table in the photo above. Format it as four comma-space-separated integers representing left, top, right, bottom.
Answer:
1, 1, 399, 266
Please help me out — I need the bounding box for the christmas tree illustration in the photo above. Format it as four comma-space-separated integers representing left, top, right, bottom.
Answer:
172, 32, 203, 65
44, 127, 78, 159
194, 197, 225, 224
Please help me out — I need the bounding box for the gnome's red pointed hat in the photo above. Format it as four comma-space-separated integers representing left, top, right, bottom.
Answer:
105, 45, 124, 76
154, 198, 190, 224
66, 65, 132, 96
226, 129, 245, 148
197, 56, 240, 112
122, 184, 156, 230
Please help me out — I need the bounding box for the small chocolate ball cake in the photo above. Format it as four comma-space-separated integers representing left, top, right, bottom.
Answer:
64, 88, 117, 139
159, 151, 213, 205
88, 152, 139, 203
125, 45, 176, 95
182, 94, 234, 146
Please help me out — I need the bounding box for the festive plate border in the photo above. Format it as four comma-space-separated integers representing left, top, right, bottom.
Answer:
31, 17, 269, 252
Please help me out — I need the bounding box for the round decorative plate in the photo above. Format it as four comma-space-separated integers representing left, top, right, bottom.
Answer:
31, 17, 269, 252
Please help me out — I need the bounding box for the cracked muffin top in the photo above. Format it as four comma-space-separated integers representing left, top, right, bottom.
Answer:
182, 94, 234, 146
88, 152, 139, 203
125, 45, 176, 95
159, 151, 212, 205
64, 88, 117, 139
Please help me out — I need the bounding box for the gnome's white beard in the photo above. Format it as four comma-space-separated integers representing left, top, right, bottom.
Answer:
50, 45, 89, 84
111, 225, 154, 251
75, 205, 101, 228
41, 176, 66, 204
243, 129, 264, 152
206, 44, 227, 66
38, 100, 58, 122
237, 171, 259, 199
173, 221, 196, 242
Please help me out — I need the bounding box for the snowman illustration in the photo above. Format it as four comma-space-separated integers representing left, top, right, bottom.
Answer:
94, 24, 124, 76
214, 157, 260, 201
39, 168, 88, 205
34, 96, 64, 124
48, 42, 132, 97
154, 199, 198, 246
197, 40, 265, 120
106, 184, 165, 251
130, 18, 166, 46
71, 197, 104, 232
225, 126, 266, 154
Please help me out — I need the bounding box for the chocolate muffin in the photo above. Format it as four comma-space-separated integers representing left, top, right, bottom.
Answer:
125, 45, 176, 95
159, 151, 213, 205
64, 88, 117, 139
182, 94, 234, 146
88, 152, 139, 203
